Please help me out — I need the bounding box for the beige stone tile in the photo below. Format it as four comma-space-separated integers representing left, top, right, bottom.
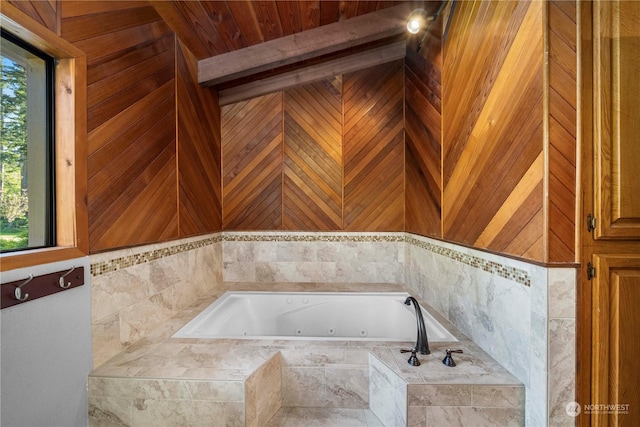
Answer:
407, 405, 427, 427
279, 348, 346, 366
89, 377, 136, 398
548, 319, 576, 426
179, 380, 244, 401
131, 366, 189, 379
245, 353, 282, 426
369, 355, 406, 426
90, 365, 145, 379
264, 407, 287, 427
172, 280, 199, 312
281, 367, 327, 407
280, 407, 368, 427
92, 312, 122, 369
407, 384, 472, 407
88, 397, 132, 427
325, 367, 369, 408
91, 264, 150, 322
132, 398, 226, 426
223, 261, 256, 282
426, 406, 525, 427
132, 379, 182, 400
119, 288, 174, 347
548, 268, 576, 319
471, 385, 525, 408
148, 252, 188, 295
224, 401, 245, 427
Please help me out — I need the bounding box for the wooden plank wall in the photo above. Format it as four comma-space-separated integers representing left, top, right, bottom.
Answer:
177, 41, 222, 236
283, 78, 343, 230
404, 14, 443, 238
221, 93, 283, 230
61, 1, 178, 252
60, 1, 178, 251
547, 0, 577, 263
221, 61, 404, 232
343, 60, 405, 231
55, 1, 223, 252
7, 0, 58, 33
441, 0, 545, 261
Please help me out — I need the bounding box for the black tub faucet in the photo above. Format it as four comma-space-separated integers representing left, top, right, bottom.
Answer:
404, 296, 430, 355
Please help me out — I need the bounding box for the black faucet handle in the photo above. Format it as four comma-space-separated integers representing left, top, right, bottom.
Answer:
442, 349, 463, 367
400, 348, 421, 366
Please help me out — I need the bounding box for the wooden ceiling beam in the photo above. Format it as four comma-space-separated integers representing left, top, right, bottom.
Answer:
218, 39, 406, 106
198, 3, 414, 86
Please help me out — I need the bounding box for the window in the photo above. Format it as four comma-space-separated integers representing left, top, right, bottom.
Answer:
1, 2, 88, 271
1, 30, 55, 252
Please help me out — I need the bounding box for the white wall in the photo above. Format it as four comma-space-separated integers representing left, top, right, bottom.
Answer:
1, 257, 92, 427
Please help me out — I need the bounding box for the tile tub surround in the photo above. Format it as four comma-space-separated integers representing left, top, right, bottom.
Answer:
88, 231, 575, 425
88, 282, 524, 427
90, 234, 223, 367
405, 234, 577, 427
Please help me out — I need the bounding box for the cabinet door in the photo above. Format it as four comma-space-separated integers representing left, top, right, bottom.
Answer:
593, 0, 640, 239
591, 254, 640, 426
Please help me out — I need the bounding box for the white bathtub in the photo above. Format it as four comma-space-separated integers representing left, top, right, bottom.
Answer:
173, 291, 458, 342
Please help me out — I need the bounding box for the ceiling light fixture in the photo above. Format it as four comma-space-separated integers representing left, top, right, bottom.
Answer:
407, 2, 449, 52
407, 16, 423, 34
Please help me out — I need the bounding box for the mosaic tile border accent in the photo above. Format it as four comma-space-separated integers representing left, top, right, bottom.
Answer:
90, 235, 222, 276
221, 233, 406, 243
405, 235, 531, 287
90, 232, 530, 287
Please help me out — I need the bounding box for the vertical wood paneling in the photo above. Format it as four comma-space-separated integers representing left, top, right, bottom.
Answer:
8, 0, 58, 33
299, 1, 320, 30
283, 78, 343, 230
442, 0, 544, 261
222, 93, 283, 230
343, 60, 405, 231
252, 0, 284, 41
177, 41, 222, 236
61, 3, 178, 251
404, 11, 443, 238
548, 0, 577, 262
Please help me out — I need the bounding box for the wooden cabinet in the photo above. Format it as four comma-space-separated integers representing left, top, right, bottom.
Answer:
591, 254, 640, 427
592, 0, 640, 240
581, 2, 640, 426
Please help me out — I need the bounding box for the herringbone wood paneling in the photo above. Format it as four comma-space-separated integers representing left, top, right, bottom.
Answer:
283, 78, 343, 230
61, 3, 179, 251
548, 0, 577, 262
343, 60, 404, 231
222, 93, 283, 230
177, 41, 222, 236
405, 14, 443, 238
442, 0, 544, 260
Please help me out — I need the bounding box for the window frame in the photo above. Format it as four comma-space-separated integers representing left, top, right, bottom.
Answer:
1, 28, 57, 252
1, 2, 88, 271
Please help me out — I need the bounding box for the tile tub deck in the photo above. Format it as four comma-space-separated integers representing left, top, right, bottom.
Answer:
88, 283, 525, 426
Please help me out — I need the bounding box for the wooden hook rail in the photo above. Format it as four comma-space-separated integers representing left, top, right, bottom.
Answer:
1, 266, 85, 309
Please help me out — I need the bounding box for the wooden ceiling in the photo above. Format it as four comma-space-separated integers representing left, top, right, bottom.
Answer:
150, 1, 413, 61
